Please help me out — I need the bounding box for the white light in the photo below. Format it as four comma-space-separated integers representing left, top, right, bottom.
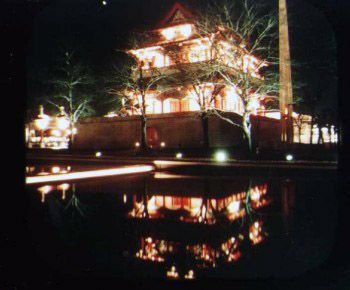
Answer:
215, 151, 228, 162
51, 166, 60, 174
25, 165, 154, 184
227, 201, 240, 213
123, 194, 127, 204
102, 0, 107, 5
175, 152, 183, 159
286, 154, 293, 161
160, 142, 166, 148
95, 151, 102, 157
56, 118, 70, 130
135, 142, 140, 147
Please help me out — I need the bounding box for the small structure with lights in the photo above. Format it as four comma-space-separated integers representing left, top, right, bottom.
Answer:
27, 105, 71, 150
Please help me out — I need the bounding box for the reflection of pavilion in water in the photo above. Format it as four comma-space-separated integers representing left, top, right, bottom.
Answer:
128, 183, 270, 224
132, 219, 266, 279
124, 175, 270, 279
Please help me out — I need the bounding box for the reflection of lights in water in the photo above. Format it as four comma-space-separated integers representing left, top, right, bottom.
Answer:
249, 221, 264, 245
184, 269, 195, 280
37, 185, 53, 203
26, 165, 154, 184
227, 200, 240, 213
250, 190, 260, 201
167, 265, 179, 279
57, 183, 70, 200
135, 237, 165, 262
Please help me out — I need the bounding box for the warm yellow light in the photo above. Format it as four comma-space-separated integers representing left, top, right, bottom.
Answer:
51, 166, 60, 174
123, 194, 127, 204
160, 142, 166, 147
161, 24, 192, 41
95, 151, 102, 157
26, 165, 154, 184
185, 269, 195, 280
135, 142, 140, 147
175, 152, 183, 159
57, 183, 70, 191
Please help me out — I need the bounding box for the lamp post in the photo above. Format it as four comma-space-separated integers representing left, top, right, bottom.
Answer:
34, 105, 50, 148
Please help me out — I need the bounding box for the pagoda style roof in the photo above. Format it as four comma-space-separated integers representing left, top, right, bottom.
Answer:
155, 2, 195, 29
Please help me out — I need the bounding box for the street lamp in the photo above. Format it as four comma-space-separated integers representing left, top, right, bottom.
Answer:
34, 105, 50, 148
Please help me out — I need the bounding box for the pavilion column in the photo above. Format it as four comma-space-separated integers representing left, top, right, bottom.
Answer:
279, 0, 294, 144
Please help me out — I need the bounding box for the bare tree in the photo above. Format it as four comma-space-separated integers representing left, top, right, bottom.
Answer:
193, 0, 280, 152
107, 57, 167, 151
47, 51, 95, 145
165, 63, 224, 149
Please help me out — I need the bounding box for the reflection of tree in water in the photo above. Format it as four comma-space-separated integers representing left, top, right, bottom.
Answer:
64, 184, 87, 217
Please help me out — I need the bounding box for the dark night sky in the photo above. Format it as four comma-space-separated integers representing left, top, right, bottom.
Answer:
2, 0, 340, 115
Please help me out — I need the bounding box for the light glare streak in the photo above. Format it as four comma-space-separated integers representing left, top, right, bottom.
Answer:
26, 165, 154, 184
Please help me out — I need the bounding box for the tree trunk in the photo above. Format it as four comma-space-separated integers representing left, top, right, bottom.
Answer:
242, 112, 252, 153
140, 115, 148, 151
201, 112, 209, 149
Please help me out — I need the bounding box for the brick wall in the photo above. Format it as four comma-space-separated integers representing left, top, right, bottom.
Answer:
73, 112, 281, 150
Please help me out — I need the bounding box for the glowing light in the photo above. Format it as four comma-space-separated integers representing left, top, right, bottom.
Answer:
286, 154, 293, 161
102, 0, 107, 5
135, 142, 140, 147
57, 183, 69, 200
160, 142, 166, 147
52, 130, 61, 137
37, 185, 53, 203
95, 151, 102, 157
123, 194, 127, 204
185, 269, 195, 280
51, 166, 60, 174
227, 201, 240, 213
56, 118, 70, 130
161, 24, 192, 41
175, 152, 183, 159
105, 111, 118, 118
215, 151, 228, 162
25, 165, 154, 184
167, 265, 179, 279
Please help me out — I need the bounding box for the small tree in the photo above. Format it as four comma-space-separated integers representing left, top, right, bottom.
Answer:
47, 51, 95, 145
107, 57, 167, 151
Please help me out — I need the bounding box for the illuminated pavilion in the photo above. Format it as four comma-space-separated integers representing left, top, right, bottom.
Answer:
124, 2, 266, 116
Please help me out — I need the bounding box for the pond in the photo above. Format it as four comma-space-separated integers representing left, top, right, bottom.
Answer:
25, 163, 337, 280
